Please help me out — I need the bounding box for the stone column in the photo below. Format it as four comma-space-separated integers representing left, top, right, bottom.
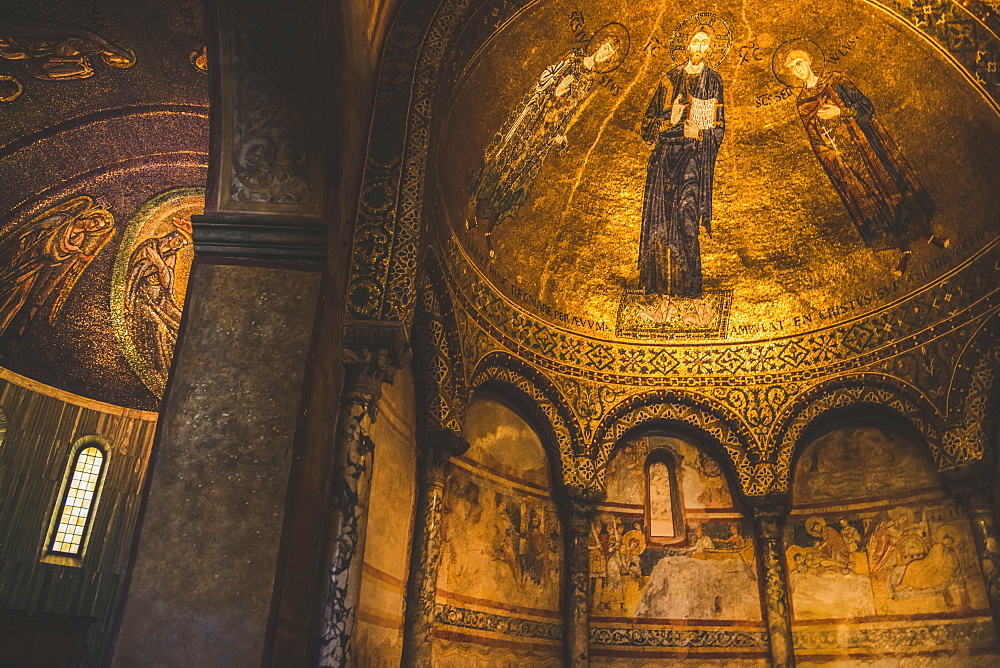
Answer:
944, 466, 1000, 629
564, 490, 602, 668
316, 347, 397, 667
751, 502, 795, 668
401, 429, 470, 667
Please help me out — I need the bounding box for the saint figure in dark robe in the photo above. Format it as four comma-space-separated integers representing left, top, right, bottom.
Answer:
639, 28, 725, 297
784, 49, 944, 273
468, 25, 628, 257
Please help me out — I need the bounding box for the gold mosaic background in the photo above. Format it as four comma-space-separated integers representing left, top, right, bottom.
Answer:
433, 0, 1000, 342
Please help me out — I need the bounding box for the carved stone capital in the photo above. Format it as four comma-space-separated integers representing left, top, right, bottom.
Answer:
748, 495, 790, 542
415, 428, 469, 487
566, 488, 604, 532
341, 347, 398, 402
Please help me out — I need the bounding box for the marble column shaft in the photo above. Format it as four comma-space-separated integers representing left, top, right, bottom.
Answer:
316, 348, 396, 667
565, 493, 601, 667
402, 429, 469, 667
752, 504, 796, 668
947, 473, 1000, 628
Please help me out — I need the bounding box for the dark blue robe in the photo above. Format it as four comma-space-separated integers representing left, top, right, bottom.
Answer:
639, 65, 724, 297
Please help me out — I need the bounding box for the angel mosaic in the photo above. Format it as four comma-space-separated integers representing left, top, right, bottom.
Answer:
124, 230, 191, 390
774, 39, 948, 275
0, 17, 135, 80
467, 22, 630, 257
0, 196, 114, 337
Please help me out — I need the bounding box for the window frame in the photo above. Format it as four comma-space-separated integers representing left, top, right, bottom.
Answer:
41, 436, 110, 567
644, 447, 686, 547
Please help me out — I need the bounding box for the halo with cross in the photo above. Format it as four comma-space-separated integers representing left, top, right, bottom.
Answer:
669, 13, 732, 67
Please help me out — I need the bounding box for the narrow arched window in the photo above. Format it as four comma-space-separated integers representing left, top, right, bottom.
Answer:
45, 440, 107, 559
645, 449, 684, 545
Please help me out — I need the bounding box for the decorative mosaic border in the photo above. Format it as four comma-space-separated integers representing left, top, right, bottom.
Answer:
435, 603, 562, 641
591, 626, 767, 648
445, 232, 1000, 385
792, 617, 996, 652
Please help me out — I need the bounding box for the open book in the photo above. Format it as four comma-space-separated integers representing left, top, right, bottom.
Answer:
689, 96, 717, 130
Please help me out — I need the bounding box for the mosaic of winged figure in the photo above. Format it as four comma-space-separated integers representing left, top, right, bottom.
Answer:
0, 17, 135, 80
124, 230, 190, 389
0, 196, 114, 336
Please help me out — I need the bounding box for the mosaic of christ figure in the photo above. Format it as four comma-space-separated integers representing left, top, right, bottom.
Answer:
638, 14, 730, 298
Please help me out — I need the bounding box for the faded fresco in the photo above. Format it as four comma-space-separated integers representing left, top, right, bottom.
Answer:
0, 0, 208, 409
590, 434, 768, 665
436, 0, 1000, 341
435, 396, 562, 666
353, 366, 417, 668
788, 424, 999, 663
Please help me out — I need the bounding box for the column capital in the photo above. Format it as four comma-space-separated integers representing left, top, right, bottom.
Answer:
941, 461, 995, 506
747, 495, 790, 541
415, 428, 469, 484
565, 487, 605, 522
341, 347, 398, 400
416, 428, 470, 458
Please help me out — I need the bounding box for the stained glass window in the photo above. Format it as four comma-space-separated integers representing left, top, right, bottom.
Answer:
47, 445, 105, 557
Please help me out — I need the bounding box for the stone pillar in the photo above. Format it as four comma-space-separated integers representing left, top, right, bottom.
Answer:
401, 429, 470, 667
751, 502, 795, 668
316, 347, 397, 667
944, 466, 1000, 629
564, 490, 602, 667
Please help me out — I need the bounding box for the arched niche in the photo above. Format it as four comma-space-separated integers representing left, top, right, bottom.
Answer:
590, 428, 768, 666
434, 390, 563, 666
786, 408, 1000, 664
352, 364, 418, 666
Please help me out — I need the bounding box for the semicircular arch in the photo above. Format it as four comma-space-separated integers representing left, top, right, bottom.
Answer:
590, 389, 764, 496
470, 351, 585, 489
772, 373, 947, 491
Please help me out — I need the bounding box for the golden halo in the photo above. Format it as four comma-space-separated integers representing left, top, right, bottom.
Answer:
587, 22, 631, 74
670, 13, 732, 66
772, 38, 825, 88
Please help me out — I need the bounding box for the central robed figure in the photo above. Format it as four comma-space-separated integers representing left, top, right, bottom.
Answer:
638, 22, 726, 298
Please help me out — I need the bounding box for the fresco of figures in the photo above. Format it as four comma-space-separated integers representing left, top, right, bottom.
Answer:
787, 423, 998, 661
435, 396, 562, 666
589, 433, 768, 665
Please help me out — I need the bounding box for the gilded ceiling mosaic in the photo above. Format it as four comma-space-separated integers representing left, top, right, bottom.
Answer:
432, 0, 1000, 343
353, 0, 1000, 496
0, 0, 208, 410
